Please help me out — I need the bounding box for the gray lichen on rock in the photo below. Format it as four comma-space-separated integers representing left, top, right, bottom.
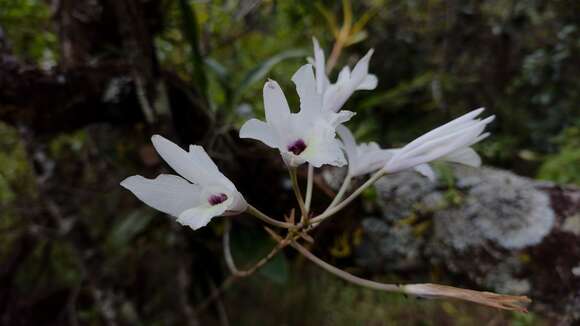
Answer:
434, 166, 555, 250
481, 258, 531, 295
374, 171, 436, 221
355, 164, 579, 320
356, 217, 423, 272
562, 213, 580, 235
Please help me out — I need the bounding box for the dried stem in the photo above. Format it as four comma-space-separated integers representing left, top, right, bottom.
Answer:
291, 241, 531, 313
403, 284, 531, 313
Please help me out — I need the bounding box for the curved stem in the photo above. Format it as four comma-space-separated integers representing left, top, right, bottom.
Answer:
289, 168, 306, 217
222, 220, 239, 275
304, 165, 314, 214
291, 241, 401, 292
246, 204, 295, 229
310, 170, 385, 225
324, 173, 352, 213
196, 239, 287, 313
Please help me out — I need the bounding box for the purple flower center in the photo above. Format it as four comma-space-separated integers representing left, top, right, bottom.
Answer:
287, 139, 307, 155
208, 193, 228, 206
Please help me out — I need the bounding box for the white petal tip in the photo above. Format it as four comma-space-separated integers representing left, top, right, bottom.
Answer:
120, 175, 140, 189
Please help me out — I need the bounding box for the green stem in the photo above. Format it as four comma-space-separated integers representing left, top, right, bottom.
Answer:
246, 204, 295, 229
324, 173, 352, 213
310, 170, 384, 225
304, 165, 314, 214
289, 168, 306, 217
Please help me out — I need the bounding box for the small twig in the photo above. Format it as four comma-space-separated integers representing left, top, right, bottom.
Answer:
195, 235, 288, 313
208, 279, 230, 326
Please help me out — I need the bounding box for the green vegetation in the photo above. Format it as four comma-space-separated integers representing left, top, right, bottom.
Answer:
0, 0, 577, 324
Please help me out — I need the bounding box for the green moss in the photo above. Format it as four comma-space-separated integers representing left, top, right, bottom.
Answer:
538, 149, 580, 185
537, 125, 580, 185
0, 123, 37, 259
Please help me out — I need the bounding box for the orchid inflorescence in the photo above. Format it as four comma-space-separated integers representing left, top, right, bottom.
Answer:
121, 38, 530, 313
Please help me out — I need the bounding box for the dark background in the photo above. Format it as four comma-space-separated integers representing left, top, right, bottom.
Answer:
0, 0, 578, 324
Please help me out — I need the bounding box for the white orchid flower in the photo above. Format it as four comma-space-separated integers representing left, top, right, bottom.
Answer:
311, 37, 378, 113
383, 108, 494, 177
121, 135, 247, 230
337, 125, 432, 179
336, 125, 393, 177
239, 64, 352, 168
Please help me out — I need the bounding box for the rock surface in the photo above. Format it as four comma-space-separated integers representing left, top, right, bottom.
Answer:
354, 166, 580, 321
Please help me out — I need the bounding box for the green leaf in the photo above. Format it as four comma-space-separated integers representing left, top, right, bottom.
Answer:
177, 0, 208, 99
235, 49, 308, 101
107, 209, 155, 250
230, 225, 288, 284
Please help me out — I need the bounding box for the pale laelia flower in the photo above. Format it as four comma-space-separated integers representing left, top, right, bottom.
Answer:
383, 108, 494, 177
311, 37, 378, 113
337, 125, 429, 178
239, 64, 352, 168
336, 125, 393, 177
121, 135, 247, 230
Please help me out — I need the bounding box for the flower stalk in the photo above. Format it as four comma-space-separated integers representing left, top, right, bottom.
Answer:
121, 33, 530, 319
304, 164, 314, 214
289, 167, 307, 218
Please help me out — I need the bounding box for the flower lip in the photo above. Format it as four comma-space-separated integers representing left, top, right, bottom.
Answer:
208, 193, 228, 206
287, 139, 307, 155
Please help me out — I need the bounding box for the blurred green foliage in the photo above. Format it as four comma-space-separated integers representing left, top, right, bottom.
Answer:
0, 0, 57, 65
538, 124, 580, 184
0, 0, 578, 324
225, 265, 546, 326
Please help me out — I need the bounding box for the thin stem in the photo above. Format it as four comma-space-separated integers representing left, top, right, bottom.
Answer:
196, 239, 287, 313
246, 204, 295, 229
222, 220, 239, 275
324, 173, 352, 213
291, 241, 530, 312
304, 165, 314, 214
310, 169, 385, 225
289, 168, 306, 217
291, 241, 401, 292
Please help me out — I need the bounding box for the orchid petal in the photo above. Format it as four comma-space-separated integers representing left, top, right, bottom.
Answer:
292, 64, 323, 120
120, 174, 201, 217
263, 80, 292, 134
239, 118, 279, 148
351, 49, 374, 84
444, 147, 482, 167
357, 74, 378, 90
312, 37, 329, 94
177, 203, 228, 230
336, 125, 358, 164
300, 122, 346, 168
151, 135, 219, 186
414, 164, 437, 181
